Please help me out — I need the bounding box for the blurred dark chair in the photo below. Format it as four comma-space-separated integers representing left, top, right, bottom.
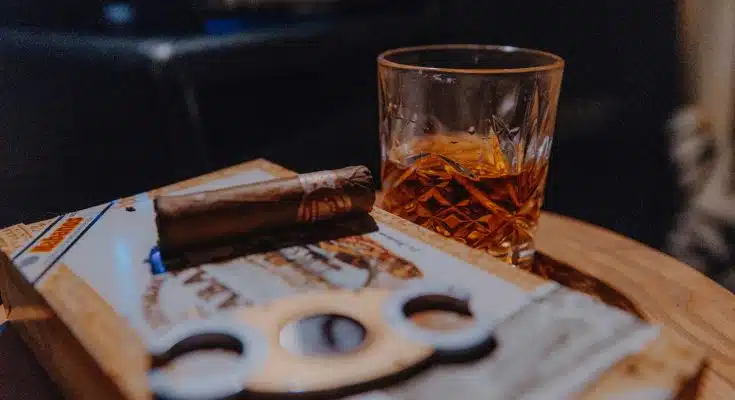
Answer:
0, 0, 439, 226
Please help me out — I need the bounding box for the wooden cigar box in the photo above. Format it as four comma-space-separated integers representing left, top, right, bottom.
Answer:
0, 159, 706, 400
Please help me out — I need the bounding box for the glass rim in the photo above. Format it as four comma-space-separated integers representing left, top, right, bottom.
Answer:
378, 44, 565, 75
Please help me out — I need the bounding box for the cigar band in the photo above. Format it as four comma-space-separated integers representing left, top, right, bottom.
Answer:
297, 171, 353, 223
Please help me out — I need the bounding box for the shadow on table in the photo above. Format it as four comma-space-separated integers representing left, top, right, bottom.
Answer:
528, 253, 645, 320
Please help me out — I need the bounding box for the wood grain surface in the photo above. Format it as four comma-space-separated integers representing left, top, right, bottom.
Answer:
535, 213, 735, 399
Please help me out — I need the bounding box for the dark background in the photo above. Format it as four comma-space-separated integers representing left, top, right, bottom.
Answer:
0, 1, 682, 250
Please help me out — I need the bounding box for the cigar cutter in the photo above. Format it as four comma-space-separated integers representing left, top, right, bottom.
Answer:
147, 282, 497, 399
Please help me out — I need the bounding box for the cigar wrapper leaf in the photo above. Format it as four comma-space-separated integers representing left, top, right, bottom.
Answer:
154, 166, 375, 251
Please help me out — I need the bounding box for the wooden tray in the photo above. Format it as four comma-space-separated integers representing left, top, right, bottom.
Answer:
0, 159, 706, 399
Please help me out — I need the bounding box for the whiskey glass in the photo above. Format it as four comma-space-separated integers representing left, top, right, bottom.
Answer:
378, 45, 564, 268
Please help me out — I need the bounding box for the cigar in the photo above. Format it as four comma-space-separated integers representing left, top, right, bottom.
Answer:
154, 166, 375, 251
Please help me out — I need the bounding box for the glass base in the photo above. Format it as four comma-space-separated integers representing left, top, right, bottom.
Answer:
488, 242, 536, 270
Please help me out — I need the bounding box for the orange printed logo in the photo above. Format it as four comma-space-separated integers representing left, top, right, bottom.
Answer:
30, 217, 84, 253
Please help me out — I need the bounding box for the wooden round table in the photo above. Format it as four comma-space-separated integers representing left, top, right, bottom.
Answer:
0, 209, 733, 399
534, 212, 735, 399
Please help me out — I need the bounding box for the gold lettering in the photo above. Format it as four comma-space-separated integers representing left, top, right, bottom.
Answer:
262, 252, 290, 267
182, 269, 208, 285
198, 281, 228, 302
218, 293, 242, 309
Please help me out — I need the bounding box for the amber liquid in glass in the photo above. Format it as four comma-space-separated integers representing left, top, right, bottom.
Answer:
381, 133, 548, 267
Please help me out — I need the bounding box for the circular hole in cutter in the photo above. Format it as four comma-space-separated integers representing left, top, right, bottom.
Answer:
151, 333, 243, 368
151, 333, 245, 381
402, 294, 475, 332
280, 313, 367, 357
149, 321, 267, 400
385, 285, 496, 362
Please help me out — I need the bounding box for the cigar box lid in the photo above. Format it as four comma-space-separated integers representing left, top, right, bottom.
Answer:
0, 159, 706, 400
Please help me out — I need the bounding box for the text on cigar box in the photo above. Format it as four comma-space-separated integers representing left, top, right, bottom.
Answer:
30, 217, 84, 253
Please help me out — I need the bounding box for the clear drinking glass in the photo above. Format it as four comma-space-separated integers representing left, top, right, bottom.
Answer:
378, 45, 564, 269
